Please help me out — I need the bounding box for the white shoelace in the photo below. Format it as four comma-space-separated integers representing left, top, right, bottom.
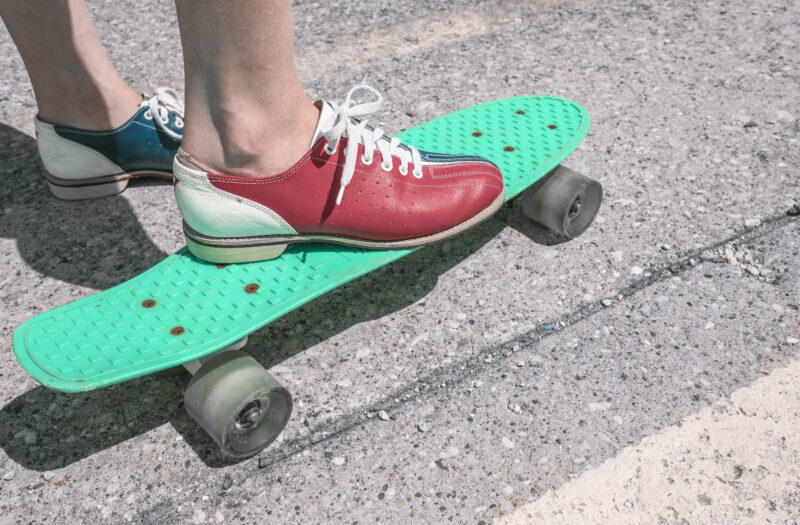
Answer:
141, 87, 185, 140
322, 85, 423, 205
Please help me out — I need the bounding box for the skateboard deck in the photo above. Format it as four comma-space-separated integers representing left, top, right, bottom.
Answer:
13, 96, 590, 393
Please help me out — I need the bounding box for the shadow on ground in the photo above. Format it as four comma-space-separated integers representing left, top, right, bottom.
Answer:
0, 121, 571, 469
0, 123, 170, 290
1, 199, 568, 469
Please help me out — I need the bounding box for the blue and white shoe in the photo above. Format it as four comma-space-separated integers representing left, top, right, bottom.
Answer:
34, 88, 184, 200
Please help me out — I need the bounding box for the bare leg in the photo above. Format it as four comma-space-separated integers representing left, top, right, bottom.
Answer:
175, 0, 319, 177
0, 0, 142, 130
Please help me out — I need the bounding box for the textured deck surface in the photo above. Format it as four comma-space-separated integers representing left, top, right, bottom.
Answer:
12, 96, 588, 392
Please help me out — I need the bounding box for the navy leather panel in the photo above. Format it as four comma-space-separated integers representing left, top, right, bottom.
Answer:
54, 107, 181, 172
418, 149, 498, 167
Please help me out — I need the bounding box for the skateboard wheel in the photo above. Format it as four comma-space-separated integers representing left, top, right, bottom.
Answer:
521, 165, 602, 239
184, 350, 292, 458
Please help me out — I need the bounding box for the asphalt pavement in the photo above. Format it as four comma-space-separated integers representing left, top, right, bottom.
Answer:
0, 0, 798, 523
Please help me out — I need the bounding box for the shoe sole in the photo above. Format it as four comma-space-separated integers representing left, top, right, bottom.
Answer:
183, 188, 506, 264
45, 171, 172, 200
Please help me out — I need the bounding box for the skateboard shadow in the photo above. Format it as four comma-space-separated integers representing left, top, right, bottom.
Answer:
0, 123, 170, 290
243, 201, 567, 372
1, 203, 563, 469
0, 126, 570, 467
0, 374, 189, 471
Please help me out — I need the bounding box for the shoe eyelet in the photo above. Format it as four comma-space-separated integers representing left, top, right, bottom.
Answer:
324, 142, 337, 155
175, 118, 184, 128
160, 115, 169, 125
413, 169, 423, 179
143, 110, 153, 120
381, 161, 393, 172
361, 154, 373, 166
398, 164, 408, 175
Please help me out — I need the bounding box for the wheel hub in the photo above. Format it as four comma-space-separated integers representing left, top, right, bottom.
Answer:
235, 399, 265, 431
567, 196, 583, 220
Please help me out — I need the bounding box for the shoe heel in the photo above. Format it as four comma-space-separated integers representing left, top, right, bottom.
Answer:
46, 174, 128, 200
185, 235, 287, 264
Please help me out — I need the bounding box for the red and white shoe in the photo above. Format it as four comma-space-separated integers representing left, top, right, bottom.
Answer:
173, 85, 505, 263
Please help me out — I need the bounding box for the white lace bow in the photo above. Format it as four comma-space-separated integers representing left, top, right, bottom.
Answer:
322, 85, 423, 205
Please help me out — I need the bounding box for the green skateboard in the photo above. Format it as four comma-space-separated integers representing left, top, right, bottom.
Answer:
12, 96, 601, 457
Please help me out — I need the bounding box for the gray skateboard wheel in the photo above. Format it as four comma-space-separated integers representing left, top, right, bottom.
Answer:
184, 350, 292, 458
521, 165, 602, 238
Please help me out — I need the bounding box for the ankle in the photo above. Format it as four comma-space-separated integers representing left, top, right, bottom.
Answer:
180, 95, 320, 178
36, 80, 142, 131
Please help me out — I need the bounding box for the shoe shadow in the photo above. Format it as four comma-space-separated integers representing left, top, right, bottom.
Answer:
0, 123, 565, 468
0, 123, 169, 290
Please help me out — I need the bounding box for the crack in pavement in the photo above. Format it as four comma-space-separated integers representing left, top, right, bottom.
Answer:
250, 206, 799, 472
136, 207, 798, 522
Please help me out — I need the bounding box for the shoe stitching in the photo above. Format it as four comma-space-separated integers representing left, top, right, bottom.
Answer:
205, 155, 502, 192
53, 108, 146, 136
206, 146, 315, 185
175, 162, 297, 234
55, 108, 180, 138
428, 163, 503, 182
188, 190, 504, 245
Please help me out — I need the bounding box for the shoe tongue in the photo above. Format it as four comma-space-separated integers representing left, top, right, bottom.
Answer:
309, 101, 338, 148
